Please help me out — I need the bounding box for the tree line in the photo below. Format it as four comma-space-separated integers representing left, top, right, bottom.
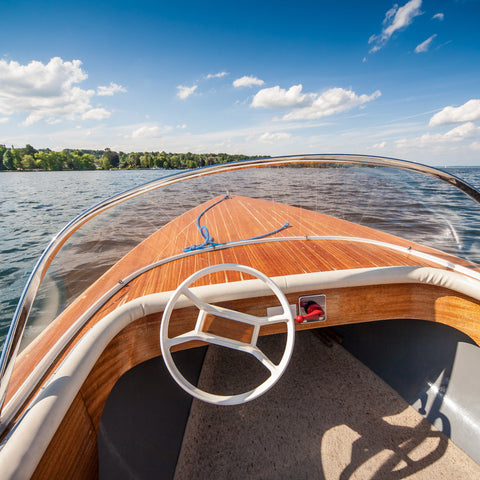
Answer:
0, 145, 263, 171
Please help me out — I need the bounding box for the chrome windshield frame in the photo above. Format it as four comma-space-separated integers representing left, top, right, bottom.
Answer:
1, 153, 480, 415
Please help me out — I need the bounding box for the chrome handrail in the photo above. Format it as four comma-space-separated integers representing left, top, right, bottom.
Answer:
1, 154, 480, 416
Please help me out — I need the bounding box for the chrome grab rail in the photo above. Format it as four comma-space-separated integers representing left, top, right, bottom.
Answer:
2, 154, 480, 417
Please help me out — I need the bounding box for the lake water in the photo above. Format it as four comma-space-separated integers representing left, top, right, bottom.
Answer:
0, 170, 173, 346
2, 166, 480, 349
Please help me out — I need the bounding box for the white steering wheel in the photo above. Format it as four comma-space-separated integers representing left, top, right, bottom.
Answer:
159, 263, 295, 405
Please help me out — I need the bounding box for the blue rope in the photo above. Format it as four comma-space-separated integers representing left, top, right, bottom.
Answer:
183, 195, 290, 252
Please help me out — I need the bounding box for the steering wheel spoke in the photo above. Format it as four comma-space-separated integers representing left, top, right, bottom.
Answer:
160, 263, 295, 405
247, 346, 279, 375
181, 287, 271, 326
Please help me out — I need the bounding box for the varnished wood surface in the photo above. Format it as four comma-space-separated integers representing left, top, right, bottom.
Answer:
4, 194, 480, 478
7, 195, 480, 414
11, 195, 480, 406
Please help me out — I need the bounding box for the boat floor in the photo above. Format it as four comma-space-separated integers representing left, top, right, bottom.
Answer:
100, 330, 480, 479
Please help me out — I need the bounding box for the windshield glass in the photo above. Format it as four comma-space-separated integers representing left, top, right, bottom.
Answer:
3, 156, 480, 358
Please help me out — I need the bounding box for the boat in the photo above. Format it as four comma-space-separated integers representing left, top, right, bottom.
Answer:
1, 154, 480, 478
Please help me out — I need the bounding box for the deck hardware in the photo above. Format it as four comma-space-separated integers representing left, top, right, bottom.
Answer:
297, 295, 326, 323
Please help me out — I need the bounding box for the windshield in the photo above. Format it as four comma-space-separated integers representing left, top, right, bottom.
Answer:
2, 155, 480, 396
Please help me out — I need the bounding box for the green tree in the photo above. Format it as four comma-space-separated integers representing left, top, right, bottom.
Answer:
0, 145, 6, 170
81, 154, 96, 170
3, 150, 14, 170
103, 148, 119, 168
35, 151, 50, 170
20, 144, 38, 158
62, 149, 73, 169
102, 155, 113, 169
11, 149, 22, 170
140, 154, 153, 168
21, 154, 36, 170
72, 152, 95, 170
34, 151, 65, 170
49, 151, 65, 170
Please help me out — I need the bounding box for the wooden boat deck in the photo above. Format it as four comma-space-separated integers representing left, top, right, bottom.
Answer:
4, 195, 480, 478
7, 195, 480, 406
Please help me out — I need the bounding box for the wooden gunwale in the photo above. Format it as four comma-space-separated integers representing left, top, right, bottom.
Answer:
4, 195, 480, 435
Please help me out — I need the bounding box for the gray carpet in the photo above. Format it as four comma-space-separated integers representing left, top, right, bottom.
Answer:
175, 330, 480, 479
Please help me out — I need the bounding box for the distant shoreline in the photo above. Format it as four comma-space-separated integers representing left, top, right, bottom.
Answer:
0, 145, 264, 171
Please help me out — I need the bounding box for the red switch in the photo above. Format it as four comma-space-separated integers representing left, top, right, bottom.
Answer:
296, 302, 325, 323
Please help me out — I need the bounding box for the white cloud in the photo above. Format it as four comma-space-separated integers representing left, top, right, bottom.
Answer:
251, 84, 315, 109
0, 117, 9, 124
251, 85, 381, 121
233, 76, 265, 88
82, 108, 111, 120
97, 82, 127, 96
258, 132, 292, 143
284, 88, 381, 121
0, 57, 113, 125
127, 124, 173, 139
176, 84, 197, 99
205, 72, 228, 79
396, 122, 480, 149
414, 34, 437, 53
372, 141, 387, 149
432, 13, 444, 21
131, 126, 162, 138
429, 99, 480, 126
369, 0, 423, 53
443, 122, 480, 141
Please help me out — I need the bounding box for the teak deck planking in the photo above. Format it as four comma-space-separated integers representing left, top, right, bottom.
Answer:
3, 195, 480, 478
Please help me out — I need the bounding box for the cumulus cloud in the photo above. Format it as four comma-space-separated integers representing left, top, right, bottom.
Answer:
205, 72, 228, 79
0, 57, 115, 125
432, 13, 444, 21
429, 99, 480, 126
233, 76, 265, 88
257, 132, 292, 143
415, 34, 437, 53
251, 84, 381, 121
396, 122, 480, 149
443, 122, 480, 141
251, 84, 315, 109
0, 117, 9, 124
285, 88, 381, 121
97, 82, 127, 96
369, 0, 423, 53
176, 84, 197, 99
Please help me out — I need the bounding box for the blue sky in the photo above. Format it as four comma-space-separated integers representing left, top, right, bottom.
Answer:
0, 0, 479, 165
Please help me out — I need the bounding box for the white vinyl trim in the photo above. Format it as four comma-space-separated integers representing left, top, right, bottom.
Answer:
2, 234, 479, 432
